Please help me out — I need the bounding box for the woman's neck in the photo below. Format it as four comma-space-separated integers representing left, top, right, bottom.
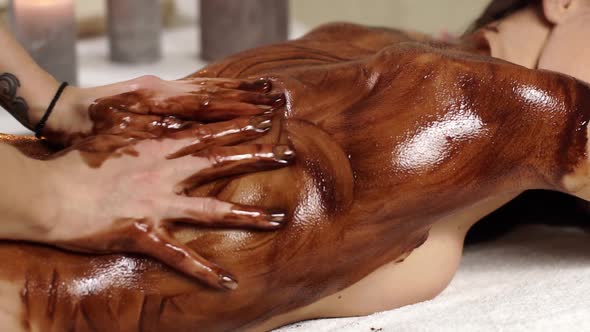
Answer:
483, 5, 552, 68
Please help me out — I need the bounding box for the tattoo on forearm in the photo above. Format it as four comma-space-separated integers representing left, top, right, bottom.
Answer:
0, 73, 29, 128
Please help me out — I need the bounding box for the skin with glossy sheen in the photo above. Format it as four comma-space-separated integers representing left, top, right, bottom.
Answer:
1, 22, 590, 331
42, 77, 285, 147
28, 76, 295, 291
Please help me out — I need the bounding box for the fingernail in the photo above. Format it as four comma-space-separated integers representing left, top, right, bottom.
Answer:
250, 115, 272, 132
273, 145, 295, 163
271, 93, 286, 107
173, 184, 187, 195
254, 79, 272, 92
220, 274, 238, 290
267, 209, 286, 227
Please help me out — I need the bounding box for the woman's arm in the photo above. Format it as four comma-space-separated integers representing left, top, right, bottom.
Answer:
0, 25, 59, 130
0, 25, 284, 146
50, 75, 285, 146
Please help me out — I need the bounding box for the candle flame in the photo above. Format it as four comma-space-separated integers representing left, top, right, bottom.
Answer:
14, 0, 72, 8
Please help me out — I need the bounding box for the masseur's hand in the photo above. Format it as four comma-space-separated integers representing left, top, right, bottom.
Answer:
38, 75, 285, 146
38, 116, 294, 290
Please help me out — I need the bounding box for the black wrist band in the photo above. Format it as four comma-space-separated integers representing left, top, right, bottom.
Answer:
35, 82, 69, 139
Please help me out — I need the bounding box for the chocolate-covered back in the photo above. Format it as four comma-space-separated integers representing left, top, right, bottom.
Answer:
1, 22, 590, 331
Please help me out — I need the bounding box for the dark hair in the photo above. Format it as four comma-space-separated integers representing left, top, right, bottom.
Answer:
467, 0, 539, 33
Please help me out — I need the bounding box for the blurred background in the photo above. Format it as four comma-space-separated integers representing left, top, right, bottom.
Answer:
291, 0, 489, 34
1, 0, 491, 35
0, 0, 491, 134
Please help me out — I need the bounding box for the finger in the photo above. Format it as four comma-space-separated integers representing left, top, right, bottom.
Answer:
163, 197, 286, 230
136, 225, 238, 290
93, 110, 190, 138
183, 77, 273, 93
159, 96, 276, 122
174, 144, 295, 194
203, 88, 285, 108
166, 115, 274, 159
90, 88, 270, 122
233, 78, 273, 92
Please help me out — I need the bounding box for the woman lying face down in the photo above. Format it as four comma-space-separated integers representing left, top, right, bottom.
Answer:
2, 0, 590, 331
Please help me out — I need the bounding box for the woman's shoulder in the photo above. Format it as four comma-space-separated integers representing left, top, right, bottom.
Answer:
368, 38, 581, 92
302, 22, 430, 42
298, 22, 433, 54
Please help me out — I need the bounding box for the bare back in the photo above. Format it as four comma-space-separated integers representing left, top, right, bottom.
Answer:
0, 23, 589, 332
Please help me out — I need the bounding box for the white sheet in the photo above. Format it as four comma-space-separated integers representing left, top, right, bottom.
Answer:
277, 225, 590, 331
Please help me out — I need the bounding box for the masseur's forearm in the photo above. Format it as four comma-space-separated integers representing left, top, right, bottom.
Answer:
0, 25, 61, 129
0, 142, 49, 241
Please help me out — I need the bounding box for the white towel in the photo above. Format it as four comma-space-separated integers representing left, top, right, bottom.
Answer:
277, 225, 590, 331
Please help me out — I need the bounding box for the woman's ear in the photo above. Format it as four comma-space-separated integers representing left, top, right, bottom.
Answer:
542, 0, 575, 24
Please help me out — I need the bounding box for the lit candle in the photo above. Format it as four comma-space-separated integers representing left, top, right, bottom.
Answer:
107, 0, 162, 63
10, 0, 78, 84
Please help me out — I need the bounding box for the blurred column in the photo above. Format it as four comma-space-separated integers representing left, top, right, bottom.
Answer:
200, 0, 289, 61
10, 0, 78, 84
107, 0, 162, 63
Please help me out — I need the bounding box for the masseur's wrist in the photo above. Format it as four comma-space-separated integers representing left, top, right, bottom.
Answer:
33, 83, 93, 139
0, 146, 54, 242
43, 85, 92, 136
37, 79, 157, 141
21, 68, 90, 139
26, 73, 59, 126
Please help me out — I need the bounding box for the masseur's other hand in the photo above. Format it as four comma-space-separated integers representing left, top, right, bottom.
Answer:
37, 116, 294, 290
39, 75, 284, 146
